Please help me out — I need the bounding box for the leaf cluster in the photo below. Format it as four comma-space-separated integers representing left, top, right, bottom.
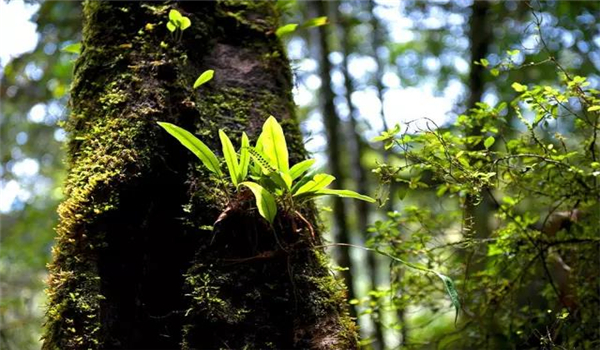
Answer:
159, 116, 374, 224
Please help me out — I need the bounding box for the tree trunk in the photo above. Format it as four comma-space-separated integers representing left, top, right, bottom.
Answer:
312, 0, 358, 320
465, 1, 493, 241
338, 9, 385, 350
42, 2, 357, 349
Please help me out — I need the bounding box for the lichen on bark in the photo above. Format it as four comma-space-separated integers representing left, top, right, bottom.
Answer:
43, 1, 358, 349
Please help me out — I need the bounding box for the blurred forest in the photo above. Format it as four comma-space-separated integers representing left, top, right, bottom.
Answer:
1, 0, 599, 349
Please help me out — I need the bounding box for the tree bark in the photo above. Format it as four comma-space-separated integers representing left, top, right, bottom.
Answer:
42, 2, 357, 349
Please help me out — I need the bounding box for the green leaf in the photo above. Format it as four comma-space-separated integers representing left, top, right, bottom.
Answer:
276, 23, 298, 37
268, 171, 291, 192
289, 159, 315, 180
587, 105, 600, 112
291, 169, 316, 194
167, 21, 176, 32
294, 173, 335, 196
169, 9, 183, 22
180, 16, 191, 30
61, 43, 81, 55
397, 186, 408, 200
239, 132, 250, 180
281, 171, 293, 190
158, 122, 222, 177
219, 130, 240, 186
484, 136, 495, 149
434, 272, 460, 324
193, 69, 214, 89
480, 58, 489, 67
511, 82, 527, 92
314, 189, 376, 203
303, 16, 328, 28
260, 116, 289, 172
247, 147, 276, 174
240, 182, 277, 224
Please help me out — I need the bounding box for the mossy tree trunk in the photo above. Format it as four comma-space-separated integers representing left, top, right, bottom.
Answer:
42, 2, 357, 349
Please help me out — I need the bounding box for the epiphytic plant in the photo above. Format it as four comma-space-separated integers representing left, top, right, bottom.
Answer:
158, 116, 374, 225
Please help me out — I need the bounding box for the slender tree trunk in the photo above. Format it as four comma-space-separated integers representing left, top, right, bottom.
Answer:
313, 0, 358, 320
338, 9, 385, 350
368, 0, 404, 346
465, 1, 493, 241
463, 0, 494, 324
42, 2, 357, 349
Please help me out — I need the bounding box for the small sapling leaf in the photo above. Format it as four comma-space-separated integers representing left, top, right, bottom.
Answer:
303, 16, 328, 28
166, 21, 176, 32
276, 23, 298, 38
61, 43, 81, 55
179, 16, 191, 31
193, 69, 214, 89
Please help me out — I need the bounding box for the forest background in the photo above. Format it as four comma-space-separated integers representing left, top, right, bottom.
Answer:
1, 0, 599, 349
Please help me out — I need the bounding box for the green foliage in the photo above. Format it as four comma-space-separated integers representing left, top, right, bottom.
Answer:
302, 16, 328, 28
157, 122, 222, 177
219, 130, 241, 186
275, 23, 298, 38
240, 182, 277, 224
276, 16, 328, 38
61, 42, 81, 55
193, 69, 214, 89
159, 116, 374, 224
370, 63, 600, 347
166, 9, 191, 33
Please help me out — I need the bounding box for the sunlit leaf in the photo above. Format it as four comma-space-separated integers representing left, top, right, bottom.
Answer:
61, 43, 81, 55
276, 23, 298, 37
169, 9, 183, 22
180, 16, 191, 30
484, 136, 495, 149
313, 189, 375, 203
219, 130, 239, 186
511, 82, 527, 92
247, 147, 276, 174
167, 21, 177, 32
294, 173, 335, 196
289, 159, 315, 180
193, 69, 214, 89
240, 182, 277, 224
303, 16, 328, 28
260, 116, 289, 172
158, 122, 222, 176
239, 132, 250, 180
